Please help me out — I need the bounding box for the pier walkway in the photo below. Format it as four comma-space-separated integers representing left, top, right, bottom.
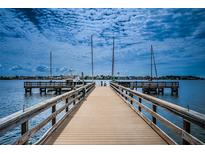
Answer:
44, 87, 166, 144
0, 82, 205, 145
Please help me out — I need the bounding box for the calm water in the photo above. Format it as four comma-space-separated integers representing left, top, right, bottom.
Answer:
136, 80, 205, 143
0, 80, 205, 144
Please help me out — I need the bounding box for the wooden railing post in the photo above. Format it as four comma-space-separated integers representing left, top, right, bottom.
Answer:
129, 92, 133, 105
82, 88, 86, 99
21, 121, 28, 135
119, 87, 121, 93
138, 97, 142, 112
73, 93, 76, 105
65, 98, 69, 112
152, 104, 157, 124
125, 91, 128, 100
52, 105, 56, 125
21, 121, 28, 144
183, 119, 191, 145
78, 91, 81, 101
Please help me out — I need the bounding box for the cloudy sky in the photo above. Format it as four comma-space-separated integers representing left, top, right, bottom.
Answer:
0, 8, 205, 77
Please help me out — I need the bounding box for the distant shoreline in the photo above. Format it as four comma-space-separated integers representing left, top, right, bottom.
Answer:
0, 75, 204, 80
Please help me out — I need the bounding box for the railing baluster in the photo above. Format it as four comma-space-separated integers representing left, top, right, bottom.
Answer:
52, 104, 56, 125
152, 104, 157, 124
183, 119, 191, 145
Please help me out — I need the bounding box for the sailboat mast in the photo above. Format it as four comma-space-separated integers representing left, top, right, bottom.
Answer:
152, 46, 158, 79
150, 45, 158, 80
112, 37, 115, 80
50, 51, 52, 79
151, 45, 153, 81
91, 35, 94, 81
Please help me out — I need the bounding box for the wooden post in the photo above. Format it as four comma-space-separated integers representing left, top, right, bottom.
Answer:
183, 119, 191, 145
161, 88, 164, 95
82, 72, 85, 85
129, 92, 133, 105
25, 88, 32, 95
73, 93, 76, 105
21, 121, 28, 135
52, 105, 56, 126
138, 97, 142, 112
65, 98, 69, 112
21, 121, 28, 144
78, 91, 81, 101
125, 91, 128, 100
171, 88, 174, 96
176, 88, 178, 96
152, 104, 157, 124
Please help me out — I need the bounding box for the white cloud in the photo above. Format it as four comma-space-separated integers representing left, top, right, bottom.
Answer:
0, 9, 205, 76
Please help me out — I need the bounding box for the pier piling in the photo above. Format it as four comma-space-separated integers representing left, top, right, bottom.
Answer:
40, 88, 46, 95
25, 88, 32, 95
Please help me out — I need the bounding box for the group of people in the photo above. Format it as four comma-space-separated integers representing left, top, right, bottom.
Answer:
100, 81, 107, 86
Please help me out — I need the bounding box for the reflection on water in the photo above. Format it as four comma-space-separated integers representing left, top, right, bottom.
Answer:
0, 80, 205, 144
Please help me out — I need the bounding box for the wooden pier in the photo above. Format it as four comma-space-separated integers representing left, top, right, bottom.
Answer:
0, 82, 205, 145
116, 81, 179, 95
43, 87, 166, 144
24, 81, 85, 95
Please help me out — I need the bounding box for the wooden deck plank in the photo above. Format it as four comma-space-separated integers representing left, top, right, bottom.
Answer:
44, 87, 167, 145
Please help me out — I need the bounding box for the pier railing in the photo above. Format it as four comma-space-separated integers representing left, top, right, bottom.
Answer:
24, 81, 68, 88
116, 81, 179, 88
135, 81, 179, 88
0, 82, 95, 144
110, 82, 205, 145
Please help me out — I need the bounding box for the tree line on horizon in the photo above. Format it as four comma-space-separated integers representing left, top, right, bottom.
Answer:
0, 75, 204, 80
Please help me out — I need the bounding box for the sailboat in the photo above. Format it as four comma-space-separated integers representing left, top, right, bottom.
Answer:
149, 45, 158, 81
142, 45, 158, 94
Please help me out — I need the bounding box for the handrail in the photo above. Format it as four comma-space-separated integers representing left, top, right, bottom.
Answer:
25, 82, 67, 87
110, 82, 205, 145
24, 81, 86, 88
0, 82, 95, 144
116, 81, 179, 88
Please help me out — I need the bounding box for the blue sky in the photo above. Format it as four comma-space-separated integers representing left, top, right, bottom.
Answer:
0, 8, 205, 77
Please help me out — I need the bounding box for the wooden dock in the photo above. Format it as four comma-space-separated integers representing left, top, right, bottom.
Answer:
116, 81, 179, 95
24, 81, 85, 94
0, 82, 205, 145
43, 87, 166, 144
